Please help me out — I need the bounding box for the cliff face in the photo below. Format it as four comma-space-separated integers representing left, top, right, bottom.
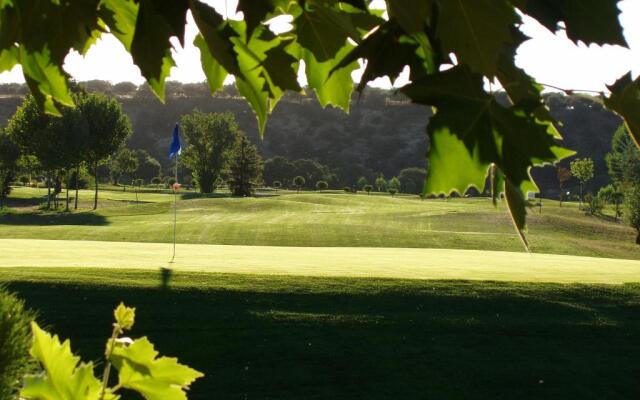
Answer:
0, 83, 620, 193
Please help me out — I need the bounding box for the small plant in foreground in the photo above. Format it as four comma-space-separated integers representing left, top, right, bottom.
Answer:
0, 287, 36, 400
21, 303, 203, 400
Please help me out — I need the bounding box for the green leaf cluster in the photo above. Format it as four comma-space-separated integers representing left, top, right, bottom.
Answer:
0, 0, 637, 244
21, 302, 203, 400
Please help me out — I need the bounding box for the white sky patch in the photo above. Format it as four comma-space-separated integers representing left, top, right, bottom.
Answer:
0, 0, 637, 93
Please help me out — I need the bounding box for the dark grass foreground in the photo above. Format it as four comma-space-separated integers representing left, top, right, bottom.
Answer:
3, 268, 640, 399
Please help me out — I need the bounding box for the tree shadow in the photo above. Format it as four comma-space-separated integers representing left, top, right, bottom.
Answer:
5, 195, 47, 208
0, 212, 109, 226
5, 273, 640, 400
179, 192, 228, 200
159, 267, 173, 290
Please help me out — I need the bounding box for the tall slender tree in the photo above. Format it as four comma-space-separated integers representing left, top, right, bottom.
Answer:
570, 158, 594, 209
77, 93, 132, 210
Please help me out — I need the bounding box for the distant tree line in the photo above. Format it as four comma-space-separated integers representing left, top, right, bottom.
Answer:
0, 82, 625, 197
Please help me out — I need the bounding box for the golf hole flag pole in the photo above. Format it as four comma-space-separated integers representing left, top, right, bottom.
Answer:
169, 123, 181, 263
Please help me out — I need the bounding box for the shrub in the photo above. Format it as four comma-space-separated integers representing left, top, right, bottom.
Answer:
150, 176, 162, 187
363, 184, 373, 194
272, 180, 282, 191
597, 185, 615, 204
316, 180, 328, 190
0, 287, 36, 400
343, 186, 351, 193
165, 176, 177, 187
388, 188, 398, 196
18, 175, 30, 186
67, 168, 94, 190
356, 177, 368, 190
584, 192, 604, 215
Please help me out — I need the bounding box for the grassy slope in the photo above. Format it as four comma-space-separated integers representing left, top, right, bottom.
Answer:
1, 187, 638, 259
2, 238, 640, 284
2, 268, 639, 400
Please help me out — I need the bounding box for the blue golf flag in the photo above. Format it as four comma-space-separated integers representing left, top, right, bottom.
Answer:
168, 123, 181, 159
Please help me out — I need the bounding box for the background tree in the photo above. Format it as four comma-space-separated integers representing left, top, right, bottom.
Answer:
228, 135, 263, 197
316, 180, 328, 191
398, 167, 427, 195
0, 131, 20, 208
135, 150, 162, 184
556, 166, 572, 206
181, 111, 240, 194
570, 158, 594, 208
375, 174, 386, 192
388, 176, 401, 193
272, 180, 282, 192
597, 184, 624, 222
151, 176, 162, 188
292, 159, 334, 189
77, 92, 132, 209
109, 147, 139, 191
357, 177, 368, 190
7, 95, 86, 210
624, 185, 640, 245
584, 192, 604, 216
16, 155, 40, 188
606, 125, 640, 187
363, 184, 373, 195
293, 176, 305, 193
263, 156, 294, 187
388, 188, 398, 197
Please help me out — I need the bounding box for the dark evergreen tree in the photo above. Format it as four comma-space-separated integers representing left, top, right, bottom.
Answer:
228, 135, 263, 197
0, 131, 19, 208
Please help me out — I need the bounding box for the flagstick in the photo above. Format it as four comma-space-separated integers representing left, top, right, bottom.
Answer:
171, 154, 178, 263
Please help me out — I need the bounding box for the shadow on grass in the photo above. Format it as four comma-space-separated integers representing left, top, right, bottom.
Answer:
4, 270, 640, 400
0, 211, 108, 226
5, 195, 47, 208
179, 192, 228, 200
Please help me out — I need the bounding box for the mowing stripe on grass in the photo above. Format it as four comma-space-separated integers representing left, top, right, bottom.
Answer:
1, 239, 639, 284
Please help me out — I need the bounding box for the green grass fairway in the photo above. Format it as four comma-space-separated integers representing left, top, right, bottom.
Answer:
2, 187, 639, 259
3, 187, 640, 398
2, 269, 639, 400
2, 238, 640, 284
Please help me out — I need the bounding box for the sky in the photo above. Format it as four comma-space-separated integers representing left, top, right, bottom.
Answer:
0, 0, 638, 93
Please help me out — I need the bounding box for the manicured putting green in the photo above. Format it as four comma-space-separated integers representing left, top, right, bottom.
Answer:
2, 238, 639, 284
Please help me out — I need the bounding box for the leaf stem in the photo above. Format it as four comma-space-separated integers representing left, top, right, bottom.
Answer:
537, 82, 602, 95
100, 325, 120, 400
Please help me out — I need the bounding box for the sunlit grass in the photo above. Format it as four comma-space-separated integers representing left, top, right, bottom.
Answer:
1, 187, 638, 259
